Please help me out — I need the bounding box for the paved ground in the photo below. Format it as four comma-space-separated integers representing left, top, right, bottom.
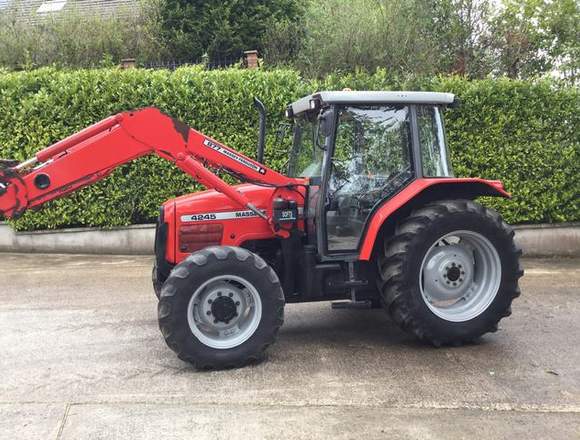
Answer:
0, 254, 578, 439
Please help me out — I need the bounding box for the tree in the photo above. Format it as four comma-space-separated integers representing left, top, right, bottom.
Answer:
159, 0, 302, 62
281, 0, 451, 78
429, 0, 496, 78
491, 0, 579, 80
264, 0, 506, 79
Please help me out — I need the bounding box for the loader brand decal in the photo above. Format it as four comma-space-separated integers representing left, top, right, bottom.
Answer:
181, 209, 266, 223
203, 139, 266, 175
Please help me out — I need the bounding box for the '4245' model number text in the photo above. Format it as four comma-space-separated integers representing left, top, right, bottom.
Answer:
188, 213, 217, 221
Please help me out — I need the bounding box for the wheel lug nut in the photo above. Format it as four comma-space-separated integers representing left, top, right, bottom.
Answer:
229, 292, 233, 297
206, 311, 211, 316
235, 301, 240, 306
213, 319, 218, 324
208, 299, 213, 304
217, 292, 222, 296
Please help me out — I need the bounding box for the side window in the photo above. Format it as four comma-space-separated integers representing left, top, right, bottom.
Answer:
326, 105, 414, 252
417, 106, 452, 177
288, 115, 324, 178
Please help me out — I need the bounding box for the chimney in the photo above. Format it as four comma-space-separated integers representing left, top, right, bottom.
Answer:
120, 58, 136, 69
243, 50, 259, 69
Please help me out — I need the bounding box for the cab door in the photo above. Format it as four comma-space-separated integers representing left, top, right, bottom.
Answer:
320, 105, 415, 256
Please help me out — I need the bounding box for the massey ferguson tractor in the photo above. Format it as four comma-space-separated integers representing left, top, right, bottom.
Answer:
0, 91, 523, 369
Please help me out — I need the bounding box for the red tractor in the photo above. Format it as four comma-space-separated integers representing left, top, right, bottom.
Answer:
0, 91, 522, 369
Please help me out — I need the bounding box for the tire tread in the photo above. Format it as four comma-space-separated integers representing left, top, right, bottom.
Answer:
158, 246, 284, 369
378, 199, 523, 346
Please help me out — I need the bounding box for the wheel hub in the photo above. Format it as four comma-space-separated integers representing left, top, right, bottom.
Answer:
187, 276, 263, 350
211, 296, 238, 323
419, 230, 502, 322
422, 244, 474, 305
446, 265, 461, 282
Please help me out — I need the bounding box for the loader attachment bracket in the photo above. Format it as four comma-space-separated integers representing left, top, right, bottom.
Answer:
0, 165, 28, 218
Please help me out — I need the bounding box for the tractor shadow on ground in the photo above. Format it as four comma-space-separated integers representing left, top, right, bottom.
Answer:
277, 304, 491, 353
279, 306, 416, 348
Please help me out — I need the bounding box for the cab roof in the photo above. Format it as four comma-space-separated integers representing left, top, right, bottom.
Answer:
289, 91, 456, 116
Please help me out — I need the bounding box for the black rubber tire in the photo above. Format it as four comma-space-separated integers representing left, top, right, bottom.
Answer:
152, 262, 163, 299
158, 246, 285, 369
378, 199, 523, 346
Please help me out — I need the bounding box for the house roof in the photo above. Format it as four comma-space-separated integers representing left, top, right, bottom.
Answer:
290, 91, 456, 116
1, 0, 138, 22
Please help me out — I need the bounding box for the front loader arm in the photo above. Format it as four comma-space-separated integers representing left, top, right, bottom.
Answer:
0, 108, 298, 220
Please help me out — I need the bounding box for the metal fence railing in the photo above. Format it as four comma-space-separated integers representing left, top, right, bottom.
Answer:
140, 56, 241, 70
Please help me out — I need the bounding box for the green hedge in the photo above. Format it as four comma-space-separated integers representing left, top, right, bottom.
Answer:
0, 67, 577, 230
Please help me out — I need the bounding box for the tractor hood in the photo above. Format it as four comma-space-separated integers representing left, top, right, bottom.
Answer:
162, 182, 305, 263
171, 183, 278, 216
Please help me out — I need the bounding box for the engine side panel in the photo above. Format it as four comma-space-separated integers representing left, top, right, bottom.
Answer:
165, 183, 305, 264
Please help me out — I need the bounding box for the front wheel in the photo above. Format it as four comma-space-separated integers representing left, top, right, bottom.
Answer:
158, 246, 285, 369
152, 262, 163, 299
378, 199, 523, 346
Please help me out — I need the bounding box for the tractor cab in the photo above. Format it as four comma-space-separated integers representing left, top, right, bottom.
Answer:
285, 91, 457, 259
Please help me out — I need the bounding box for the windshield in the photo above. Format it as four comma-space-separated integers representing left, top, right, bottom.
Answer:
287, 114, 324, 178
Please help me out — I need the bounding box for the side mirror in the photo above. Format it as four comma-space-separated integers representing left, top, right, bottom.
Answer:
275, 122, 291, 148
319, 108, 335, 137
276, 122, 293, 170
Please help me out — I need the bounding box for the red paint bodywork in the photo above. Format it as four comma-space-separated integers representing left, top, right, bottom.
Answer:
166, 183, 305, 264
0, 108, 303, 219
357, 178, 510, 260
0, 107, 509, 268
0, 108, 306, 265
165, 177, 508, 264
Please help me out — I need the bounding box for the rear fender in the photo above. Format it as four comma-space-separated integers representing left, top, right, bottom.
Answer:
358, 178, 510, 261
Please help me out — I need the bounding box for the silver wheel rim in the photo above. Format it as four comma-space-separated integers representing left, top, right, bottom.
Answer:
187, 275, 262, 349
419, 230, 501, 322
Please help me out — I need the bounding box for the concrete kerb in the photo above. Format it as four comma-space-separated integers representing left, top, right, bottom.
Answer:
0, 223, 155, 255
0, 222, 578, 257
511, 222, 580, 257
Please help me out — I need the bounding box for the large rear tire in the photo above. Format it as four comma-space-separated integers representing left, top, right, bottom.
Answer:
378, 199, 523, 346
158, 246, 285, 369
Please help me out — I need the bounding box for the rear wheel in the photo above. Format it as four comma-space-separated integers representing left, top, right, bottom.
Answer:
378, 199, 523, 346
158, 246, 285, 369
